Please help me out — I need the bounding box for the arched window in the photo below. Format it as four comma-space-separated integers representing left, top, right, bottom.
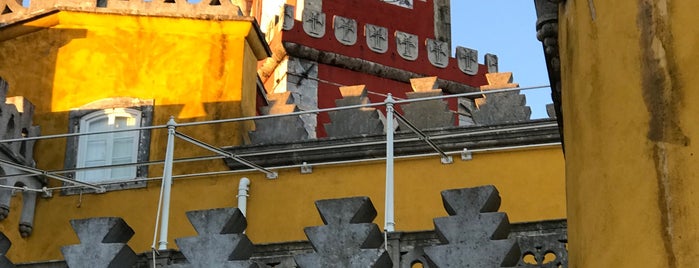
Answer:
75, 108, 142, 182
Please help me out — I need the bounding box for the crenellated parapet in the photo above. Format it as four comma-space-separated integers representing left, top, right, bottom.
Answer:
0, 0, 250, 24
6, 186, 567, 267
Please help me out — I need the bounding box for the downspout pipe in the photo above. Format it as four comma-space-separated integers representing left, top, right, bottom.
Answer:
237, 177, 251, 217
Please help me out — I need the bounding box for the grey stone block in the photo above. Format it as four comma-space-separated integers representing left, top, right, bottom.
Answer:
400, 77, 455, 130
471, 91, 532, 125
0, 231, 15, 267
546, 103, 557, 119
472, 73, 532, 126
174, 208, 257, 268
294, 197, 392, 268
424, 186, 520, 267
249, 92, 311, 145
325, 86, 383, 138
61, 217, 137, 268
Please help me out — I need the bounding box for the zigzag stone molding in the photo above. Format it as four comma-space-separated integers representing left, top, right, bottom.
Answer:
249, 91, 311, 145
294, 196, 392, 267
423, 185, 521, 267
324, 85, 384, 138
0, 231, 15, 267
61, 217, 138, 268
173, 207, 256, 268
400, 77, 455, 130
471, 72, 532, 125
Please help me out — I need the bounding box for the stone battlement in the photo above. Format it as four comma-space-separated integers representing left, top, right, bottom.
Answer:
0, 0, 251, 24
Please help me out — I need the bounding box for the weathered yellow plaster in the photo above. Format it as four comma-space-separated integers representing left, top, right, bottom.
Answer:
0, 9, 567, 264
560, 0, 699, 266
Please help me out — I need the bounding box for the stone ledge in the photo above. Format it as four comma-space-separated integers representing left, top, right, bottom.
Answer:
223, 119, 561, 170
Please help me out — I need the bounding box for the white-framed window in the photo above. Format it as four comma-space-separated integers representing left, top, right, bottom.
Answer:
75, 108, 142, 183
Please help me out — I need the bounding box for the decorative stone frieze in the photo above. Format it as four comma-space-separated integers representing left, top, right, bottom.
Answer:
423, 186, 520, 267
400, 77, 455, 130
302, 10, 326, 38
334, 16, 357, 46
426, 39, 449, 68
365, 24, 389, 53
485, 53, 499, 73
174, 208, 256, 268
294, 196, 392, 267
61, 217, 138, 268
324, 85, 384, 138
456, 46, 479, 75
396, 31, 418, 61
516, 232, 568, 267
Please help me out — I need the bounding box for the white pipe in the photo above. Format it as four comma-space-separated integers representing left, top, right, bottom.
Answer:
384, 94, 395, 232
237, 177, 251, 217
158, 117, 176, 251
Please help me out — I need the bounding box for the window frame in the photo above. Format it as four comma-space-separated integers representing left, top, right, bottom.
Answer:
63, 98, 153, 195
75, 108, 142, 183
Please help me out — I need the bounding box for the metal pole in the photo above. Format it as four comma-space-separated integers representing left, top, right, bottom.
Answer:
384, 94, 395, 232
158, 117, 176, 250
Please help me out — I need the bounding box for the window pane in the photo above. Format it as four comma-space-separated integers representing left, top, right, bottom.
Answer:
85, 140, 107, 162
112, 137, 134, 159
82, 169, 108, 183
87, 117, 109, 132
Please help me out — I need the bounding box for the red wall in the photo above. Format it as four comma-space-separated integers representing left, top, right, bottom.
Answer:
281, 0, 489, 87
316, 63, 458, 137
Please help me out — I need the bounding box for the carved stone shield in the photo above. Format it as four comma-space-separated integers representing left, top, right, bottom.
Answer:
457, 46, 479, 75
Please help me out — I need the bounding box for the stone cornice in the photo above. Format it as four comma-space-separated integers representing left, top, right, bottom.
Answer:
223, 119, 561, 170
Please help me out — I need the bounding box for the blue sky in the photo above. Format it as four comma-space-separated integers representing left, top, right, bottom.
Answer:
451, 0, 551, 118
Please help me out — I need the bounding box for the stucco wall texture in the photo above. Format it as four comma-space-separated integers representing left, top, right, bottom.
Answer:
560, 1, 699, 267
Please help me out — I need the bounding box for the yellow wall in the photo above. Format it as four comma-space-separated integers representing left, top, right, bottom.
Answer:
0, 11, 267, 262
0, 10, 567, 264
4, 145, 564, 262
560, 1, 699, 266
0, 11, 263, 175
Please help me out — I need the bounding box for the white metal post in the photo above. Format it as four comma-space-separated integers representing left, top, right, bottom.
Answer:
384, 94, 395, 232
158, 117, 176, 250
